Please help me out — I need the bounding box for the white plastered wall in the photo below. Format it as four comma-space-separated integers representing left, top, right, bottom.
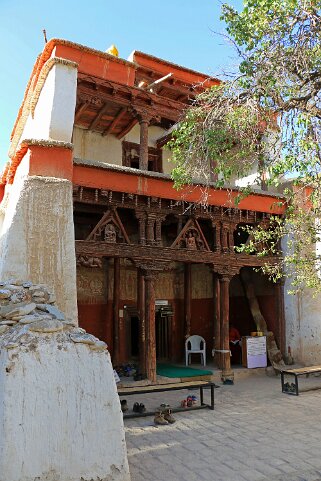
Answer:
21, 61, 77, 144
0, 61, 78, 320
73, 123, 174, 173
0, 155, 77, 321
284, 234, 321, 365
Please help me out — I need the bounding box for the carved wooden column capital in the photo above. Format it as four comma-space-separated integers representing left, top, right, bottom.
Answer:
215, 265, 240, 280
131, 106, 160, 124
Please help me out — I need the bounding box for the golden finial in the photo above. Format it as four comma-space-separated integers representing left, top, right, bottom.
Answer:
106, 44, 119, 57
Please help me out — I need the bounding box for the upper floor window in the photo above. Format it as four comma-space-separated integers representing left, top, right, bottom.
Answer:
122, 141, 163, 173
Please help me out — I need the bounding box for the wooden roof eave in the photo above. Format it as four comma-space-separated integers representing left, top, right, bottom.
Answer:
76, 73, 186, 120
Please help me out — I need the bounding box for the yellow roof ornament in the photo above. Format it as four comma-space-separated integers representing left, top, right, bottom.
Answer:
106, 44, 119, 57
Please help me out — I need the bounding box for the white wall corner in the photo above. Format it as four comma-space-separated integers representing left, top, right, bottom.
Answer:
22, 62, 77, 144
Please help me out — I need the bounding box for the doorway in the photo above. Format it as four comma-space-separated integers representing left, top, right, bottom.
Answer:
156, 306, 173, 361
130, 315, 139, 358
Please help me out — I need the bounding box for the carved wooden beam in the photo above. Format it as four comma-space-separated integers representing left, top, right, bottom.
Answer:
75, 240, 279, 268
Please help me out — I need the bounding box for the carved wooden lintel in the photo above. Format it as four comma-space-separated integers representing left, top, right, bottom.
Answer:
76, 240, 279, 271
133, 259, 171, 275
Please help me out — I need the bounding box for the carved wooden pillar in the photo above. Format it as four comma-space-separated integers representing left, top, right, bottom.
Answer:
136, 212, 146, 245
113, 257, 120, 364
213, 273, 222, 368
275, 278, 286, 358
221, 223, 229, 253
220, 274, 234, 381
212, 221, 221, 252
228, 224, 236, 252
144, 271, 157, 382
139, 117, 150, 170
146, 214, 156, 245
137, 268, 146, 377
155, 216, 165, 246
184, 263, 192, 338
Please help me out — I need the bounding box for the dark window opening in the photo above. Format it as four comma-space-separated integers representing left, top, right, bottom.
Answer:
122, 141, 163, 173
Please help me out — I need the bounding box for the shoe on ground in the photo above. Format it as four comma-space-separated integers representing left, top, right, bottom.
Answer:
133, 402, 140, 412
290, 383, 297, 393
283, 382, 290, 392
154, 411, 169, 425
180, 399, 187, 408
120, 400, 128, 413
163, 408, 176, 424
138, 403, 146, 414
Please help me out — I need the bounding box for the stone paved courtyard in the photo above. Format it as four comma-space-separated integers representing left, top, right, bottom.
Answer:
125, 372, 321, 481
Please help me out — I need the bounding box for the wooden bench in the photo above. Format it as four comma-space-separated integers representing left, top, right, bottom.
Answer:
118, 380, 215, 419
281, 365, 321, 395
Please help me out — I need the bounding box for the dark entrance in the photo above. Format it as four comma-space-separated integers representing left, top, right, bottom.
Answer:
130, 315, 139, 358
156, 305, 173, 361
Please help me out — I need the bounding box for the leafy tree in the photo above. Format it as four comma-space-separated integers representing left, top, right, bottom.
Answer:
170, 0, 321, 292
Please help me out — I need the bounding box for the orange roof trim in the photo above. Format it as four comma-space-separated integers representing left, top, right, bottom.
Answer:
2, 140, 73, 186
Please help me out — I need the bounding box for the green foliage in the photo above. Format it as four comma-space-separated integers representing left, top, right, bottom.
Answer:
169, 0, 321, 292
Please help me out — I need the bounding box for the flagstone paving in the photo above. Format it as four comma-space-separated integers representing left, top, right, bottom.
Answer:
125, 372, 321, 481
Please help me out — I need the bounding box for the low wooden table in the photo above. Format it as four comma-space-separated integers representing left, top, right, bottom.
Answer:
118, 380, 215, 419
281, 365, 321, 395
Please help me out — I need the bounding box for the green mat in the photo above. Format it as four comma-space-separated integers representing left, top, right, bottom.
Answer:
156, 363, 213, 378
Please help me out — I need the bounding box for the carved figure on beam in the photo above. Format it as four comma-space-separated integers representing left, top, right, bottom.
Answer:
77, 255, 102, 268
86, 209, 130, 244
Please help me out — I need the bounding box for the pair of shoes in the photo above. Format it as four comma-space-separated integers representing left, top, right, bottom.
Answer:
223, 379, 234, 385
121, 399, 128, 413
283, 382, 296, 393
133, 402, 146, 414
187, 395, 197, 406
283, 382, 290, 392
289, 382, 297, 393
180, 396, 197, 408
154, 408, 176, 425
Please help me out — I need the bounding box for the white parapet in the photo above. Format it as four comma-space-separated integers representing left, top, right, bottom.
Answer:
21, 60, 77, 145
0, 281, 130, 481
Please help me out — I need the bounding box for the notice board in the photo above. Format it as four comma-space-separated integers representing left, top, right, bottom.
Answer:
242, 336, 267, 368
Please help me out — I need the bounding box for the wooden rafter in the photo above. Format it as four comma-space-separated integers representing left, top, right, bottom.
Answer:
116, 118, 138, 139
89, 102, 109, 130
74, 102, 89, 122
103, 107, 127, 136
77, 78, 184, 121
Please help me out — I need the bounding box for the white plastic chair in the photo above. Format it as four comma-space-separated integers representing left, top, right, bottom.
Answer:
185, 335, 206, 366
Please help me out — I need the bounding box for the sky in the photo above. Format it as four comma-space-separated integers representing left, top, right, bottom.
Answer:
0, 0, 243, 167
